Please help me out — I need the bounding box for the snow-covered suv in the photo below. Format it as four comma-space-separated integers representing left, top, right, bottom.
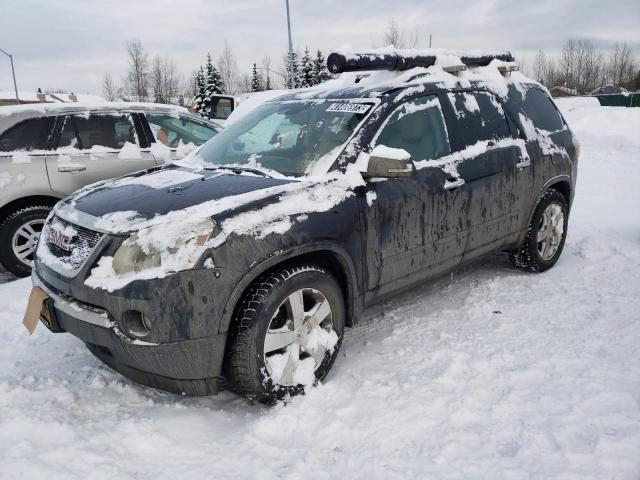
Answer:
27, 50, 578, 404
0, 102, 220, 276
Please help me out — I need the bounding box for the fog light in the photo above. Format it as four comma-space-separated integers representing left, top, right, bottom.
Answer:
122, 310, 151, 338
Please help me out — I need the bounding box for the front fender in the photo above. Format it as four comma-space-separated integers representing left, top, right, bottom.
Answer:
216, 240, 362, 334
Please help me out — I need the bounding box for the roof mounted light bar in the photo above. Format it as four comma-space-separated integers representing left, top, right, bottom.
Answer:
327, 50, 515, 74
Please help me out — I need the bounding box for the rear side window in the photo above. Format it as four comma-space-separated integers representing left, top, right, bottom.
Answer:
0, 117, 55, 152
446, 91, 511, 149
146, 114, 218, 147
58, 114, 136, 150
375, 96, 450, 162
521, 88, 565, 132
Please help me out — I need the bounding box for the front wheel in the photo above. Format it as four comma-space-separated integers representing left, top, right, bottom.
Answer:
510, 189, 569, 272
0, 206, 51, 277
224, 265, 345, 404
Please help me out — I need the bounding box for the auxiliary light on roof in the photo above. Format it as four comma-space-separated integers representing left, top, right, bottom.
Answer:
326, 50, 515, 74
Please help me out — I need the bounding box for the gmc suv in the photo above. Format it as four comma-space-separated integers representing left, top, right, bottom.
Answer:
27, 50, 578, 404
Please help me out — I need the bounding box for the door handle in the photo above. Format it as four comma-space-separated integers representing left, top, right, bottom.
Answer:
58, 165, 87, 173
516, 159, 531, 169
444, 177, 465, 190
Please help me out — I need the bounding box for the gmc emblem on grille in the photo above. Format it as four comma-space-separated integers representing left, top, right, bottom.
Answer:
49, 226, 74, 252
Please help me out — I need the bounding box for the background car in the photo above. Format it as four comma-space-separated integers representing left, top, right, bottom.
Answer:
0, 102, 220, 276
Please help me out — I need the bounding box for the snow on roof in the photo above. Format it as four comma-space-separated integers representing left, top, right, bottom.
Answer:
0, 101, 193, 134
0, 100, 189, 117
275, 55, 536, 104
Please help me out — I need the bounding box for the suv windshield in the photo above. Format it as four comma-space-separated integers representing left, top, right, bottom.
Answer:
196, 100, 371, 176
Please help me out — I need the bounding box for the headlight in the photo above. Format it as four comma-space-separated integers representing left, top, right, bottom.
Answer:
112, 233, 162, 274
112, 219, 216, 275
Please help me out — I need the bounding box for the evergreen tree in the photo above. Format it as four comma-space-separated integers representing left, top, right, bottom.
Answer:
250, 63, 263, 92
193, 66, 207, 117
300, 47, 315, 88
209, 62, 224, 95
204, 53, 215, 101
312, 50, 328, 85
286, 50, 302, 88
293, 51, 302, 88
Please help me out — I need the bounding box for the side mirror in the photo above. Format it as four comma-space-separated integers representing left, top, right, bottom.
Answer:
362, 146, 415, 179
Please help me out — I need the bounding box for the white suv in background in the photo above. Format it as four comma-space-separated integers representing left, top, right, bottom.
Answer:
0, 102, 220, 276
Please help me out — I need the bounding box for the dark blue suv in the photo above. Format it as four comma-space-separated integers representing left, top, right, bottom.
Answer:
29, 51, 578, 403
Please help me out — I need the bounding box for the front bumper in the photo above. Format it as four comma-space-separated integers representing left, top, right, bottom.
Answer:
33, 271, 227, 395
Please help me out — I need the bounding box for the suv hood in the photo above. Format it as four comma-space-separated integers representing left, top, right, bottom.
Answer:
65, 164, 294, 221
56, 162, 359, 244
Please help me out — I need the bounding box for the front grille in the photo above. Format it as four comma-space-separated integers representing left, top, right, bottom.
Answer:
41, 215, 104, 272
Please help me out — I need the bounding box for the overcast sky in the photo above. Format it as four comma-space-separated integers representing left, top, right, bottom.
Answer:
1, 0, 639, 95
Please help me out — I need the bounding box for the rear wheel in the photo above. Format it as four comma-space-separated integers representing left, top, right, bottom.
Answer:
0, 206, 51, 277
510, 189, 568, 272
224, 265, 345, 404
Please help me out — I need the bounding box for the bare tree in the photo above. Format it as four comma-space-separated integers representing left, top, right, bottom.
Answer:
185, 70, 199, 99
150, 55, 181, 104
557, 39, 604, 94
532, 50, 548, 84
102, 73, 118, 101
607, 42, 633, 85
375, 18, 419, 49
237, 73, 252, 94
217, 40, 239, 94
125, 39, 149, 101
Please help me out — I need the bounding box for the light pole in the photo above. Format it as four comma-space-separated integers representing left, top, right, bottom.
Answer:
0, 48, 19, 104
285, 0, 294, 89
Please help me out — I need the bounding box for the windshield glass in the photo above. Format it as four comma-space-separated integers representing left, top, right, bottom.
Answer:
195, 100, 371, 176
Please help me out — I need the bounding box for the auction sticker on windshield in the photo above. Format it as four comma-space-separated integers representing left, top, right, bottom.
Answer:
326, 103, 371, 114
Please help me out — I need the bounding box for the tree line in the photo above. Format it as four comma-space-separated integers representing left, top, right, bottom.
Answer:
102, 38, 331, 113
526, 40, 638, 94
103, 31, 638, 111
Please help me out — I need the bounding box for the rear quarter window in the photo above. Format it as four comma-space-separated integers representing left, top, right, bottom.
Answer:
520, 88, 565, 132
446, 91, 511, 150
0, 117, 56, 152
58, 114, 137, 150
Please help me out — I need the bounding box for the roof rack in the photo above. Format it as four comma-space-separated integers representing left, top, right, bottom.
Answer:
327, 50, 514, 74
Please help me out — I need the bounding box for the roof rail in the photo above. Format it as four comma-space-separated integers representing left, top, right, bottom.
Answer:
327, 50, 514, 74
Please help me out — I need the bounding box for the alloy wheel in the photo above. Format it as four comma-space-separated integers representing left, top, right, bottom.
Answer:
537, 203, 565, 261
263, 288, 337, 387
12, 219, 45, 267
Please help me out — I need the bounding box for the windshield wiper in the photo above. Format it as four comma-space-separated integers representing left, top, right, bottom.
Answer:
204, 166, 272, 178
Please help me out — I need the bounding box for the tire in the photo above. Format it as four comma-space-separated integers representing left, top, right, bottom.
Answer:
510, 189, 569, 273
224, 265, 345, 404
0, 206, 51, 277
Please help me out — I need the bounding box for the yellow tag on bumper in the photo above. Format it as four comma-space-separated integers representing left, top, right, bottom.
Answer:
22, 287, 49, 335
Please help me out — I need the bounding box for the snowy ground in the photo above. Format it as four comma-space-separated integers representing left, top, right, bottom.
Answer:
1, 105, 639, 479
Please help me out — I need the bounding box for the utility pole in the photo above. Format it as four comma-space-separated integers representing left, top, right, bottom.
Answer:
0, 48, 19, 104
429, 34, 432, 48
285, 0, 294, 89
